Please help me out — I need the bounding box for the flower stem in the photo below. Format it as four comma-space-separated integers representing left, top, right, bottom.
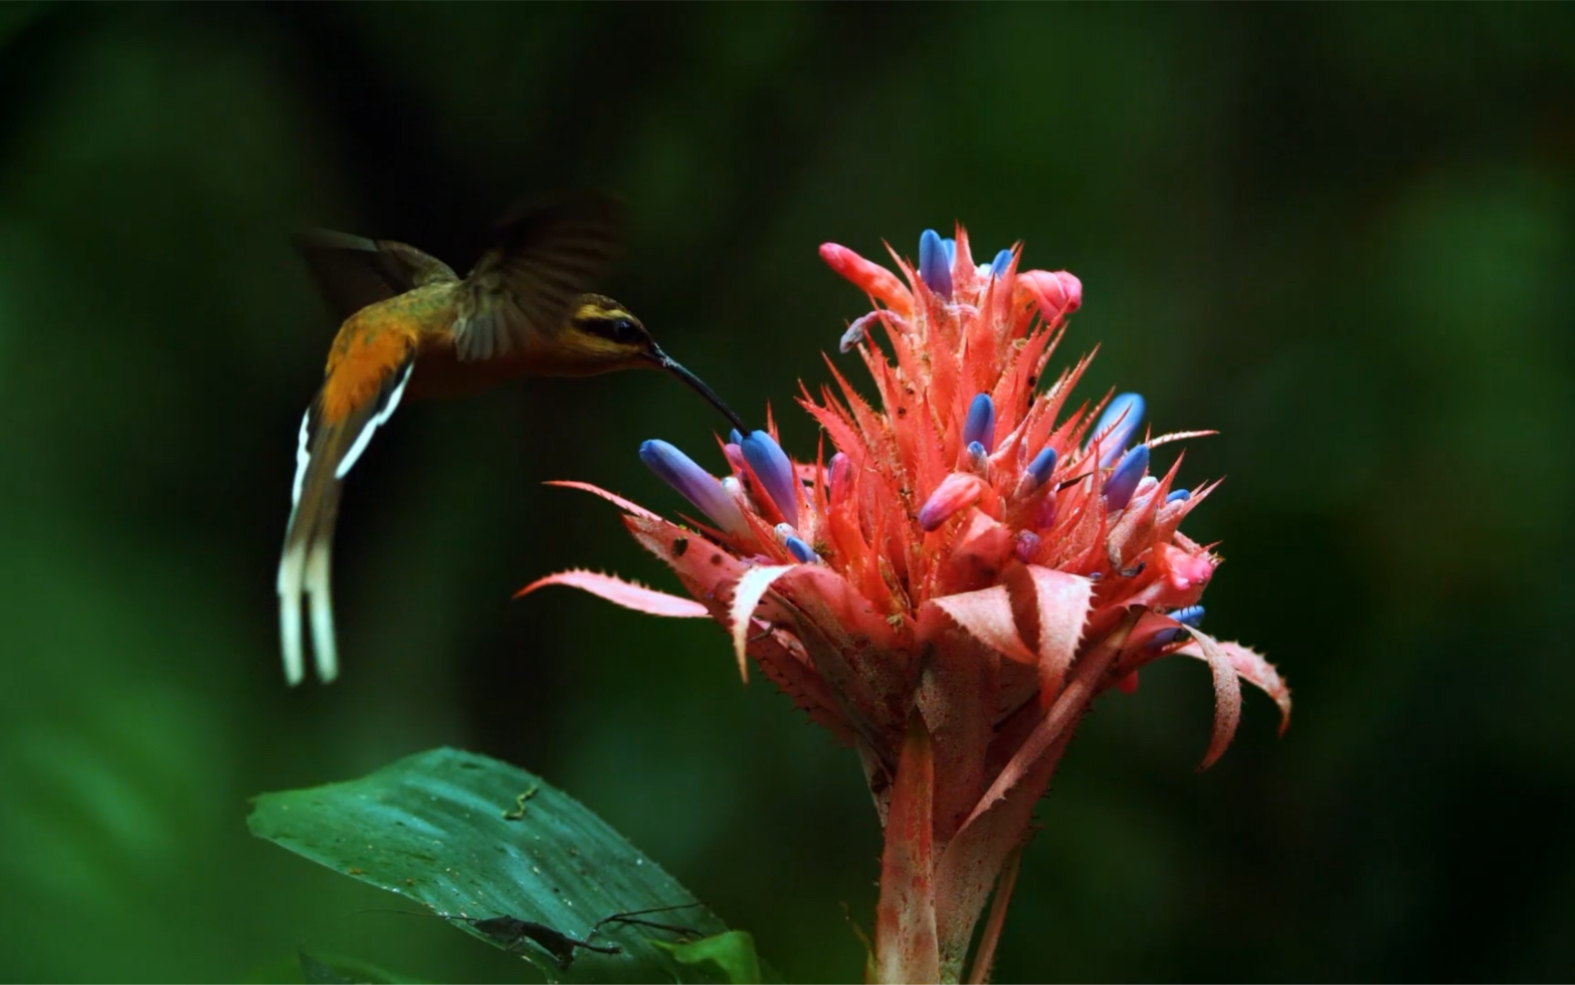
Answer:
873, 717, 939, 984
965, 845, 1024, 985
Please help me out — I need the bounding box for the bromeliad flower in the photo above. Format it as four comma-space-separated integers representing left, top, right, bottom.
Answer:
521, 227, 1291, 984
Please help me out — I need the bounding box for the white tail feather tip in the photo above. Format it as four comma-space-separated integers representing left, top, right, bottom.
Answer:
278, 543, 307, 686
279, 593, 305, 687
305, 543, 338, 683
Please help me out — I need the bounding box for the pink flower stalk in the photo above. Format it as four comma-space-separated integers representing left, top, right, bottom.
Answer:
521, 226, 1291, 984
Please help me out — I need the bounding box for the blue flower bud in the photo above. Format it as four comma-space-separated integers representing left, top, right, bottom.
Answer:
966, 441, 988, 472
640, 440, 747, 531
919, 229, 953, 300
1149, 605, 1205, 648
990, 249, 1014, 278
742, 430, 799, 526
1089, 393, 1145, 467
729, 429, 743, 447
1170, 605, 1205, 627
1165, 488, 1191, 504
962, 393, 996, 452
1025, 446, 1057, 489
942, 237, 956, 264
785, 536, 821, 564
1103, 443, 1149, 510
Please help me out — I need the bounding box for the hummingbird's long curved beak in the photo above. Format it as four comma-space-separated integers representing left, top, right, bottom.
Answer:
648, 346, 749, 434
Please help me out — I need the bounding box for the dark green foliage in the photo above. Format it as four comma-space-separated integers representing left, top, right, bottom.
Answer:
296, 951, 424, 985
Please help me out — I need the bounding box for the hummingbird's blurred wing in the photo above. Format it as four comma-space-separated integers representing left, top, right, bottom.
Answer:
452, 191, 625, 362
294, 229, 459, 325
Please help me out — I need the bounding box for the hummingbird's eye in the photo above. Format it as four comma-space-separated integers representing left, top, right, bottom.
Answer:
576, 310, 648, 347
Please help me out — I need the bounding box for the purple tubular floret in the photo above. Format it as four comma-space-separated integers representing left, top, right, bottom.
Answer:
742, 430, 800, 527
1103, 443, 1150, 510
640, 439, 746, 531
919, 229, 954, 300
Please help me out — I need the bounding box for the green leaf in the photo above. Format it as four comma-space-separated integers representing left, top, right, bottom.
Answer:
656, 931, 763, 984
249, 747, 731, 983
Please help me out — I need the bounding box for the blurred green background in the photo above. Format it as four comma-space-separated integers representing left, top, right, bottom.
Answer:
3, 3, 1573, 981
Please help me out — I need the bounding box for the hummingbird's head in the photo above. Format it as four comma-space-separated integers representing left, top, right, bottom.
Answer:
565, 295, 657, 364
566, 294, 747, 432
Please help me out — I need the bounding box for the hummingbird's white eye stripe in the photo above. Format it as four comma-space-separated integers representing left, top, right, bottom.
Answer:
336, 359, 414, 480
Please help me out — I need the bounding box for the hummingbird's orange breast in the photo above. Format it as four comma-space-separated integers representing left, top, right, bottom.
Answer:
320, 286, 458, 425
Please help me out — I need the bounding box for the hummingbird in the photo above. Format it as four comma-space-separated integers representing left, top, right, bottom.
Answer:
279, 193, 746, 686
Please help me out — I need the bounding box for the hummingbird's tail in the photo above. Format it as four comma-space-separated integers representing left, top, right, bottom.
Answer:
278, 408, 346, 686
278, 356, 414, 684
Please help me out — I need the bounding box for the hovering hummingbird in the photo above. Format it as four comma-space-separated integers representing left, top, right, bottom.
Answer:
279, 193, 746, 686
